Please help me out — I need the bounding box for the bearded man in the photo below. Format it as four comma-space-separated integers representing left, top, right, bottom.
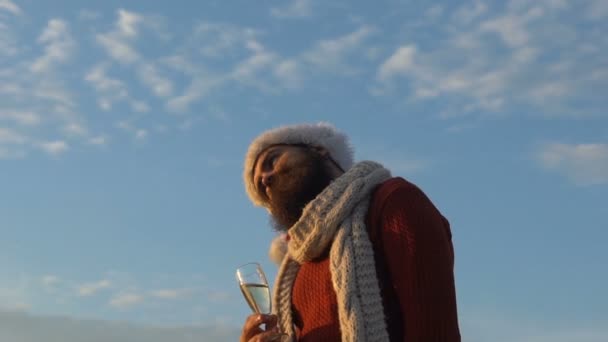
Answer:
240, 123, 461, 342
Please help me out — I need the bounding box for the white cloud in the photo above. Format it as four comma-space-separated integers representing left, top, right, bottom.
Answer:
0, 310, 241, 342
135, 129, 148, 140
131, 100, 149, 113
538, 142, 608, 185
85, 63, 138, 111
454, 0, 487, 24
116, 9, 142, 37
31, 80, 75, 108
377, 45, 417, 82
270, 0, 313, 18
274, 59, 301, 89
63, 123, 87, 136
85, 63, 126, 93
231, 41, 277, 83
0, 0, 21, 15
166, 76, 226, 113
304, 25, 376, 71
373, 0, 606, 117
96, 34, 139, 64
479, 12, 532, 48
0, 127, 26, 144
31, 19, 75, 73
77, 280, 111, 297
0, 110, 40, 125
96, 9, 144, 64
137, 63, 173, 97
39, 140, 69, 156
189, 23, 257, 58
88, 135, 108, 146
109, 293, 144, 309
149, 289, 191, 300
41, 275, 60, 287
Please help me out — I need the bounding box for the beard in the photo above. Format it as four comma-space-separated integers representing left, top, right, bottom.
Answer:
268, 152, 334, 232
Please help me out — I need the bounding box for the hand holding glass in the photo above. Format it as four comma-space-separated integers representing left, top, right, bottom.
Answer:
236, 263, 289, 342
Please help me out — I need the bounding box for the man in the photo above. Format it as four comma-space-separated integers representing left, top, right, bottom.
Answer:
240, 123, 461, 342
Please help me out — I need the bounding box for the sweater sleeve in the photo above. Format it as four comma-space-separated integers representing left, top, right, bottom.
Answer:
377, 179, 461, 342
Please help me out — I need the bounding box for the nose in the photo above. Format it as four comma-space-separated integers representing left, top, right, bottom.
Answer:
261, 172, 274, 188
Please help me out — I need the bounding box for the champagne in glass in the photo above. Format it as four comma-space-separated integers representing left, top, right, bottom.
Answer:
236, 262, 271, 314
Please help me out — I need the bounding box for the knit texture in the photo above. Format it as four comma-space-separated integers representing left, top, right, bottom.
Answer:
292, 177, 462, 341
272, 161, 391, 342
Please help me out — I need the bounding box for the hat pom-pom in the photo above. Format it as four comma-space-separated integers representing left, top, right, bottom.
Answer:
269, 233, 289, 265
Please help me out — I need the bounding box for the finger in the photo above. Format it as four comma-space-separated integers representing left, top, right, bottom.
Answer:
242, 314, 277, 341
241, 315, 262, 342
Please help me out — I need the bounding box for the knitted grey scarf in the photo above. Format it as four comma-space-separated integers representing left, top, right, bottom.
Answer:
272, 161, 392, 342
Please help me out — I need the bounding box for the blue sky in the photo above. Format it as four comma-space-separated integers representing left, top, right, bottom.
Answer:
1, 0, 607, 340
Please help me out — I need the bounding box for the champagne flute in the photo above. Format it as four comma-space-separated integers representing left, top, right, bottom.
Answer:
236, 262, 272, 315
236, 262, 289, 341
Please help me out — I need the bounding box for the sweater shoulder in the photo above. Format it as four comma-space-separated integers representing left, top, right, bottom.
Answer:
370, 176, 417, 209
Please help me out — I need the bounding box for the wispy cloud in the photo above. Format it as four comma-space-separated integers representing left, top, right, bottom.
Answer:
41, 275, 61, 289
77, 279, 111, 297
116, 120, 150, 141
95, 9, 174, 105
0, 110, 41, 125
188, 22, 257, 58
231, 40, 278, 86
375, 0, 608, 117
149, 288, 193, 300
0, 127, 27, 144
137, 63, 173, 97
30, 19, 75, 73
304, 25, 376, 72
85, 63, 132, 110
109, 292, 145, 309
377, 45, 416, 82
270, 0, 313, 19
0, 0, 21, 15
96, 9, 141, 64
88, 135, 108, 146
39, 140, 69, 156
453, 0, 488, 24
537, 142, 608, 186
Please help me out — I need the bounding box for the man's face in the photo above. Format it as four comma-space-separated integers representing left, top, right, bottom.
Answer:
252, 145, 333, 231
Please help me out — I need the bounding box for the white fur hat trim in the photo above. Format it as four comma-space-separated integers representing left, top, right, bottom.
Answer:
243, 122, 354, 207
269, 233, 289, 265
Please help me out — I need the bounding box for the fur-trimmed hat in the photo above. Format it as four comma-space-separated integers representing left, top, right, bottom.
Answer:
243, 122, 354, 207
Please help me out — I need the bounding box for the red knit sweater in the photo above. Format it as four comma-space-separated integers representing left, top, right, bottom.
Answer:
291, 177, 461, 341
